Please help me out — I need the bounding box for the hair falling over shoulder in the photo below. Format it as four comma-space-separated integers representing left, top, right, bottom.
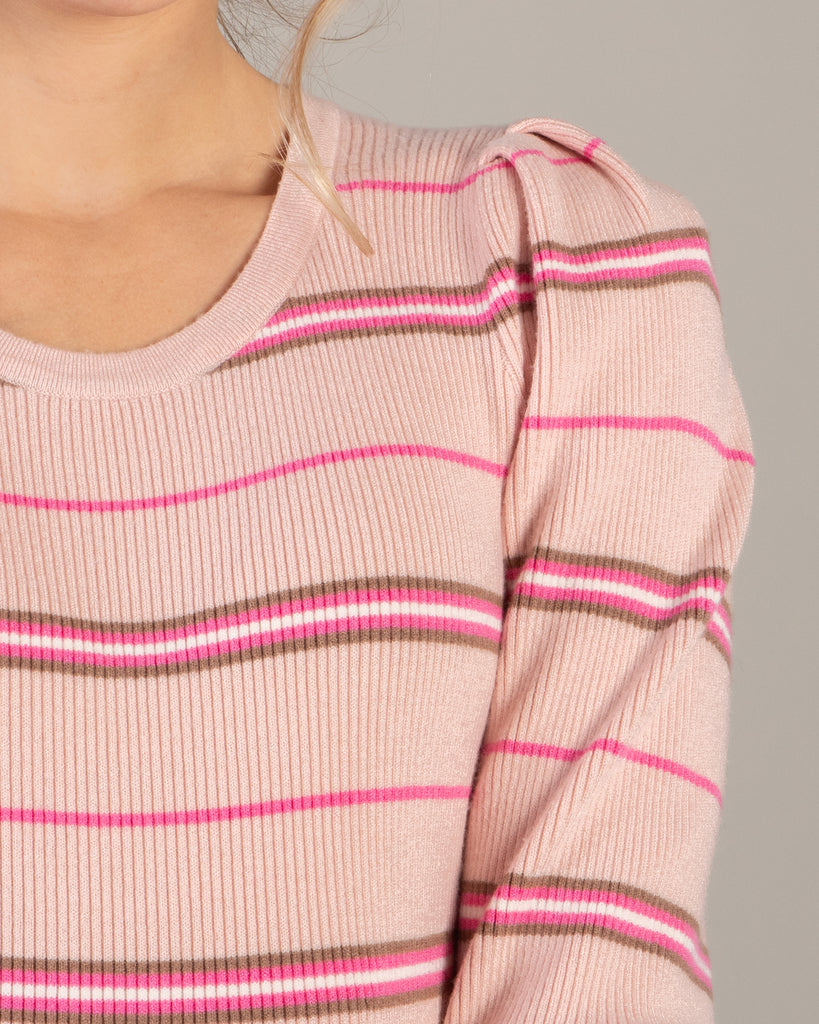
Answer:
218, 0, 375, 257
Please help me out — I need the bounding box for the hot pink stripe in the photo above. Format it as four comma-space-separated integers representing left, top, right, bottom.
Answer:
508, 561, 732, 664
4, 587, 501, 646
583, 138, 605, 160
707, 609, 732, 661
257, 237, 704, 336
535, 236, 709, 265
335, 161, 500, 195
523, 413, 755, 465
515, 579, 718, 621
0, 784, 472, 829
461, 883, 702, 951
512, 558, 725, 600
714, 601, 731, 629
240, 300, 525, 354
0, 967, 448, 1014
534, 259, 716, 292
238, 292, 530, 356
239, 251, 706, 359
261, 265, 523, 327
507, 145, 602, 167
0, 443, 508, 512
471, 907, 708, 987
0, 942, 451, 988
495, 883, 708, 952
481, 736, 721, 804
333, 140, 599, 195
1, 612, 502, 669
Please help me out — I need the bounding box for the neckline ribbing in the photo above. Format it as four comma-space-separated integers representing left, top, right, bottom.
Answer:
0, 89, 342, 400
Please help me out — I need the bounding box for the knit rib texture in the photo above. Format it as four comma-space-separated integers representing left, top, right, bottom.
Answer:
0, 90, 756, 1023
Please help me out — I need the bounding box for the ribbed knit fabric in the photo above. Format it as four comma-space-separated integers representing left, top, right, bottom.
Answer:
0, 89, 755, 1023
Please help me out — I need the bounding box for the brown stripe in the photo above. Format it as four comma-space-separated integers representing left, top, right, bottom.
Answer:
219, 225, 710, 317
210, 300, 528, 376
528, 225, 710, 260
461, 871, 704, 941
506, 545, 732, 590
457, 921, 711, 998
205, 234, 716, 379
213, 270, 717, 378
505, 548, 733, 660
704, 626, 731, 666
0, 928, 453, 976
0, 620, 500, 680
509, 592, 714, 632
534, 268, 717, 296
254, 255, 523, 309
2, 573, 502, 635
0, 983, 448, 1024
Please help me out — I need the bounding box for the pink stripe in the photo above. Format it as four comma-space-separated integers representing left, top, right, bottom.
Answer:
713, 600, 731, 632
4, 587, 501, 646
262, 264, 521, 327
535, 257, 715, 288
471, 907, 709, 988
335, 161, 501, 195
583, 138, 605, 160
481, 736, 721, 804
708, 602, 733, 659
503, 885, 704, 953
535, 236, 709, 265
228, 242, 714, 363
0, 967, 448, 1013
0, 443, 507, 513
508, 559, 732, 665
249, 269, 525, 348
510, 558, 725, 600
254, 238, 705, 334
242, 238, 711, 362
253, 235, 708, 343
0, 784, 472, 829
0, 942, 450, 988
708, 634, 730, 663
238, 292, 529, 358
524, 413, 755, 465
239, 307, 506, 355
464, 882, 702, 951
333, 140, 600, 195
1, 611, 502, 669
506, 145, 602, 167
515, 579, 718, 622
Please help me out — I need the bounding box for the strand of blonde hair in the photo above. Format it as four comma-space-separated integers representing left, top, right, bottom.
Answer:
219, 0, 375, 257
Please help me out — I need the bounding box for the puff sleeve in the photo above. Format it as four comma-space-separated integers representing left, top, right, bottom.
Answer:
441, 117, 756, 1022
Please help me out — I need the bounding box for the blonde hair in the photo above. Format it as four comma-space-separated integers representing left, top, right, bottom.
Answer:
218, 0, 374, 258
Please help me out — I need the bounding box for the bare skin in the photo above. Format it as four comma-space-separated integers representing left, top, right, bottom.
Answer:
0, 0, 289, 354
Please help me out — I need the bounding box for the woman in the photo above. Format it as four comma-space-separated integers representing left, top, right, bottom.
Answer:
0, 3, 756, 1023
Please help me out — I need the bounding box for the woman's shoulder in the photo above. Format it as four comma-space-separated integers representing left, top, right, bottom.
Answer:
334, 100, 711, 266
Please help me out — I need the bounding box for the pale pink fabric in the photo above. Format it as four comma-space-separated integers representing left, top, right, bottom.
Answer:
0, 90, 755, 1022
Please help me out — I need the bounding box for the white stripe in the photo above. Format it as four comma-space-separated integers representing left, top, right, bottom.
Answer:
461, 895, 709, 980
523, 571, 723, 612
257, 273, 527, 340
708, 607, 731, 648
534, 245, 712, 277
1, 600, 500, 658
0, 954, 448, 1003
247, 245, 710, 345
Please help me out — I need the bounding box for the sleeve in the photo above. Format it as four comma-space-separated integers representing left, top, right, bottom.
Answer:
441, 116, 756, 1023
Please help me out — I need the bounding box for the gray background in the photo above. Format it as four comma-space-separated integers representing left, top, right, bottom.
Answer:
226, 1, 818, 1019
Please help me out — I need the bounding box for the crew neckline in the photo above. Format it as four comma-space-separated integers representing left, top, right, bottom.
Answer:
0, 88, 343, 400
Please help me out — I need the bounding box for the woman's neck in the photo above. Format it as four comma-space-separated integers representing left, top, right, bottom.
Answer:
0, 0, 282, 220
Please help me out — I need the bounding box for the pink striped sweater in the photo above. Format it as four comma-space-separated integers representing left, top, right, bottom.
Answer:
0, 90, 755, 1022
